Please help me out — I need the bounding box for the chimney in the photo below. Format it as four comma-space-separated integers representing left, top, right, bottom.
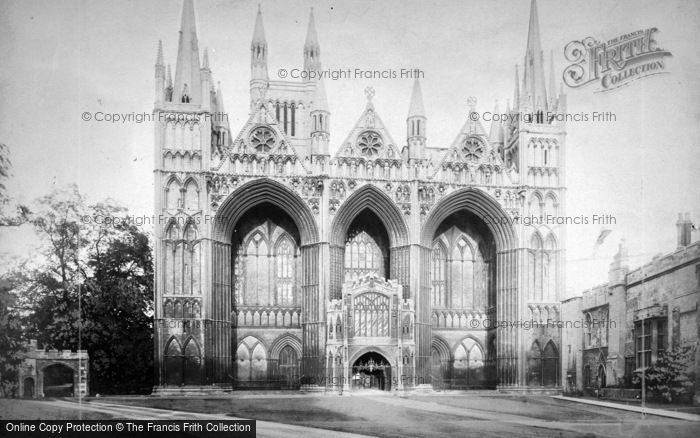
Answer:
677, 212, 692, 248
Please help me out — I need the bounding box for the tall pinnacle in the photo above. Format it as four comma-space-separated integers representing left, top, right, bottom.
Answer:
202, 48, 210, 70
514, 64, 520, 110
305, 8, 319, 48
251, 5, 268, 82
252, 4, 266, 45
522, 0, 547, 111
407, 78, 425, 118
489, 100, 504, 144
303, 8, 321, 75
173, 0, 201, 104
548, 50, 556, 107
312, 79, 329, 113
156, 40, 164, 66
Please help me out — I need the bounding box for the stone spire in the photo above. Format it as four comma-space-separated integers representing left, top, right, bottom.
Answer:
407, 78, 425, 118
202, 47, 210, 70
406, 78, 426, 160
489, 100, 504, 146
173, 0, 201, 104
250, 5, 268, 104
548, 50, 557, 111
312, 78, 329, 113
156, 40, 164, 67
252, 4, 266, 45
522, 0, 547, 113
514, 64, 520, 110
155, 41, 165, 104
303, 8, 321, 78
215, 82, 230, 131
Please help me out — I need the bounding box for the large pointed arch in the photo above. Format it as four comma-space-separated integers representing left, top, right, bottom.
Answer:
421, 187, 516, 251
214, 178, 319, 245
331, 184, 409, 247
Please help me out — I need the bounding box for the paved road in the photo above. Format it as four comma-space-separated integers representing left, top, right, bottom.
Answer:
46, 399, 371, 438
5, 394, 700, 438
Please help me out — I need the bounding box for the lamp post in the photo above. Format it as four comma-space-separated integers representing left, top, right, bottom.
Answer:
640, 268, 646, 419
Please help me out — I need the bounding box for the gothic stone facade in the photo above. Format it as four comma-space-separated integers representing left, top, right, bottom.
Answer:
153, 0, 567, 392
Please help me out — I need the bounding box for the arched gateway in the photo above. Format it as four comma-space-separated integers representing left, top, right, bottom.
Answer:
153, 0, 566, 393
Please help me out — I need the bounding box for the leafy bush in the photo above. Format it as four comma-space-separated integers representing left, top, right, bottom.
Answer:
633, 345, 695, 403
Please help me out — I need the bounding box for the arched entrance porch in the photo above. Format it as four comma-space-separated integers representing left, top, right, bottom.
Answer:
351, 351, 392, 391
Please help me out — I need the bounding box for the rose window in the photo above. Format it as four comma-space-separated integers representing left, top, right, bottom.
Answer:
462, 137, 484, 162
250, 126, 275, 153
357, 131, 382, 156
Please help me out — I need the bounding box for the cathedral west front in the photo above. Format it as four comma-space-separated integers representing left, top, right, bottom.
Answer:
153, 0, 567, 393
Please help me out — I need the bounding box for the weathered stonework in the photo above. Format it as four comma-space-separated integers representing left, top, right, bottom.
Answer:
152, 0, 567, 393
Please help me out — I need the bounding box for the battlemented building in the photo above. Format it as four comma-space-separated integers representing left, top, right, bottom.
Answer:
152, 0, 567, 393
562, 215, 700, 401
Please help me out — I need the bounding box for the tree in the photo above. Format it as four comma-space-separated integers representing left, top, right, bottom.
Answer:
0, 277, 25, 397
13, 186, 154, 394
81, 220, 154, 394
635, 345, 696, 403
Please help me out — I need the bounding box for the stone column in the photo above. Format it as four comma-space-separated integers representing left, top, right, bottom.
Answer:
206, 240, 232, 386
301, 243, 324, 389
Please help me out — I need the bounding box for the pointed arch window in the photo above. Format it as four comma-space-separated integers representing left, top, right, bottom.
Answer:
276, 235, 296, 306
184, 180, 199, 210
164, 223, 200, 296
166, 179, 181, 210
184, 224, 200, 295
235, 336, 268, 384
344, 231, 383, 282
234, 220, 300, 307
453, 338, 485, 388
430, 242, 447, 308
164, 338, 182, 386
450, 236, 475, 309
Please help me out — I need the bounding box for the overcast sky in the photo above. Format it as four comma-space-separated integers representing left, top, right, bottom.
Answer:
1, 0, 699, 296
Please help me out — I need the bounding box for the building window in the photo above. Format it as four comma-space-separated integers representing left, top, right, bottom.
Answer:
276, 237, 295, 305
462, 137, 484, 162
344, 231, 384, 282
164, 223, 200, 296
657, 319, 666, 354
234, 220, 299, 307
353, 292, 390, 337
290, 103, 296, 137
430, 243, 447, 308
357, 131, 383, 156
635, 319, 652, 368
250, 126, 276, 153
283, 103, 288, 134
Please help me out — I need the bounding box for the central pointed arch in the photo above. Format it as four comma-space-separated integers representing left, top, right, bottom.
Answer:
331, 184, 409, 248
